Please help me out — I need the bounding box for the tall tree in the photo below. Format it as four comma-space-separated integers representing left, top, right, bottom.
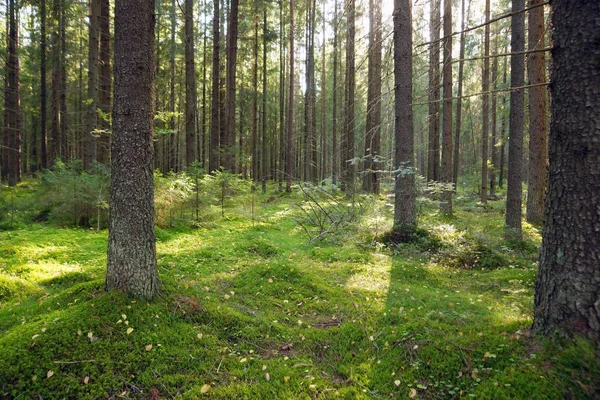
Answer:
452, 0, 467, 189
505, 0, 525, 241
209, 0, 220, 173
427, 0, 440, 182
185, 0, 197, 166
49, 0, 61, 164
489, 27, 499, 198
439, 0, 452, 215
278, 0, 286, 190
285, 0, 294, 192
362, 0, 382, 193
331, 0, 339, 185
98, 0, 111, 165
393, 0, 415, 230
224, 0, 239, 171
5, 0, 21, 185
261, 8, 269, 193
85, 0, 100, 170
526, 0, 548, 224
480, 0, 490, 204
40, 0, 48, 169
532, 0, 600, 343
305, 0, 317, 183
319, 1, 327, 182
251, 15, 259, 182
106, 0, 160, 299
168, 0, 176, 171
342, 0, 355, 192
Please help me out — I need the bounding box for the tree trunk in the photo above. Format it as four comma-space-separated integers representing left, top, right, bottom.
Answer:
107, 0, 160, 299
505, 0, 525, 241
480, 0, 490, 204
331, 0, 338, 186
84, 0, 100, 170
526, 0, 548, 225
393, 0, 415, 230
499, 46, 507, 188
59, 2, 67, 160
427, 0, 440, 183
320, 1, 327, 183
40, 0, 48, 169
343, 0, 355, 192
285, 0, 294, 192
49, 0, 61, 165
6, 0, 21, 185
224, 0, 239, 171
185, 0, 197, 166
532, 0, 600, 343
251, 15, 259, 182
452, 0, 467, 189
278, 0, 285, 190
489, 26, 499, 198
439, 0, 453, 215
169, 0, 176, 172
261, 8, 268, 193
362, 0, 381, 194
209, 0, 220, 173
97, 0, 111, 165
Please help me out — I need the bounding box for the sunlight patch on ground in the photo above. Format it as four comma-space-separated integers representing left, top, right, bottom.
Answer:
345, 253, 391, 293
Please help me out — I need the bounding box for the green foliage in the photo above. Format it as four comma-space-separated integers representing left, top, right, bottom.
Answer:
38, 161, 110, 228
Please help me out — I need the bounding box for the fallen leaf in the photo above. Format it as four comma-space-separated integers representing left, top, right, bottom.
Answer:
265, 373, 270, 381
197, 333, 203, 339
284, 376, 290, 382
31, 375, 37, 382
394, 380, 401, 386
145, 344, 153, 351
87, 332, 93, 339
409, 388, 417, 398
83, 376, 89, 384
223, 294, 230, 300
77, 330, 82, 336
484, 352, 491, 358
200, 384, 210, 393
268, 278, 274, 283
240, 358, 247, 363
47, 370, 54, 379
127, 328, 134, 335
32, 334, 39, 340
122, 314, 127, 320
262, 365, 267, 371
41, 328, 47, 333
309, 384, 317, 390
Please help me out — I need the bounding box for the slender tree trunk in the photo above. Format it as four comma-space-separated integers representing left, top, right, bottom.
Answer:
427, 0, 440, 183
533, 0, 600, 343
526, 0, 548, 224
285, 0, 295, 192
343, 0, 355, 192
499, 47, 508, 188
362, 0, 381, 194
224, 0, 239, 171
320, 1, 327, 183
440, 0, 453, 215
489, 27, 499, 198
452, 0, 467, 189
49, 0, 61, 165
201, 20, 208, 169
261, 8, 268, 193
6, 0, 21, 185
59, 2, 67, 160
393, 0, 415, 230
251, 15, 259, 182
185, 0, 197, 166
209, 0, 220, 173
169, 0, 176, 172
84, 0, 100, 170
40, 0, 48, 169
331, 0, 338, 185
278, 0, 285, 190
98, 0, 111, 165
480, 0, 490, 204
107, 0, 160, 299
505, 0, 525, 241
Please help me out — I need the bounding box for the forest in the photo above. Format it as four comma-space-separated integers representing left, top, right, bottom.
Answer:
0, 0, 599, 398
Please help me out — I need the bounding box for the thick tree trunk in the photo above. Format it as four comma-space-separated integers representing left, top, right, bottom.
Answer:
480, 0, 490, 204
439, 0, 453, 215
427, 0, 440, 183
185, 0, 197, 166
98, 0, 111, 165
85, 0, 100, 170
285, 0, 294, 192
505, 0, 525, 241
532, 0, 600, 343
393, 0, 415, 230
209, 0, 220, 173
343, 0, 355, 192
362, 0, 382, 194
526, 0, 548, 225
107, 0, 160, 299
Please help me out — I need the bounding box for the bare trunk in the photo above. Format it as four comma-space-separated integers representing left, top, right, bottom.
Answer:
185, 0, 197, 166
285, 0, 295, 192
452, 0, 467, 189
489, 27, 499, 198
98, 0, 111, 165
480, 0, 490, 204
439, 0, 452, 215
343, 0, 355, 192
85, 0, 100, 170
331, 0, 338, 185
427, 0, 440, 183
224, 0, 239, 171
261, 8, 268, 193
209, 0, 220, 173
40, 0, 48, 169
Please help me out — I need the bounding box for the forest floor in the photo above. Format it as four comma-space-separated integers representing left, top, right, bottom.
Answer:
0, 180, 598, 399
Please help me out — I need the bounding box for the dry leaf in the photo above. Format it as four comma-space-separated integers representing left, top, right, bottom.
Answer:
87, 332, 93, 339
239, 358, 247, 363
409, 388, 417, 398
145, 344, 153, 351
262, 365, 267, 371
31, 375, 37, 382
265, 373, 270, 381
32, 334, 39, 340
47, 370, 54, 378
284, 376, 290, 382
268, 278, 274, 283
77, 330, 82, 336
484, 352, 491, 358
122, 314, 127, 320
223, 294, 230, 300
394, 380, 401, 386
83, 376, 89, 384
126, 328, 134, 335
200, 384, 210, 393
197, 333, 203, 339
41, 328, 47, 333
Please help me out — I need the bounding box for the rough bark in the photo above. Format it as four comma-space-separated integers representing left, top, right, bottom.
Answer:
306, 0, 317, 184
489, 27, 499, 198
40, 0, 48, 169
97, 0, 111, 165
209, 0, 220, 173
261, 8, 268, 193
343, 0, 356, 192
106, 0, 160, 299
224, 0, 239, 171
439, 0, 453, 215
331, 0, 338, 185
362, 0, 382, 194
393, 0, 415, 230
85, 0, 100, 170
526, 0, 548, 225
278, 0, 285, 190
427, 0, 440, 183
168, 0, 176, 171
185, 0, 197, 166
251, 16, 259, 182
452, 0, 467, 189
505, 0, 525, 241
532, 0, 600, 343
480, 0, 490, 204
320, 2, 327, 182
49, 0, 61, 165
285, 0, 294, 192
6, 0, 21, 185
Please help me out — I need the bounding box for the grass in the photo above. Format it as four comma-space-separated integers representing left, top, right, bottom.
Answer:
0, 180, 598, 399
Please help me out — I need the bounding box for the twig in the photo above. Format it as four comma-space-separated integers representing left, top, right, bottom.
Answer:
52, 359, 96, 365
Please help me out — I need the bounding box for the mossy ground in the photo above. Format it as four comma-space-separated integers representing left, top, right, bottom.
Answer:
0, 181, 598, 399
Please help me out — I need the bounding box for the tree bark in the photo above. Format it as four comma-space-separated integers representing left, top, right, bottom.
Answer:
489, 27, 499, 198
6, 0, 21, 185
251, 15, 259, 182
362, 0, 382, 194
97, 0, 111, 165
49, 0, 61, 165
532, 0, 600, 343
185, 0, 197, 167
480, 0, 490, 204
261, 8, 269, 193
343, 0, 355, 192
285, 0, 295, 192
224, 0, 239, 171
452, 0, 467, 189
427, 0, 440, 183
40, 0, 48, 169
320, 1, 327, 183
331, 0, 338, 186
393, 0, 415, 230
526, 0, 548, 225
209, 0, 220, 173
107, 0, 160, 299
84, 0, 100, 170
439, 0, 453, 215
